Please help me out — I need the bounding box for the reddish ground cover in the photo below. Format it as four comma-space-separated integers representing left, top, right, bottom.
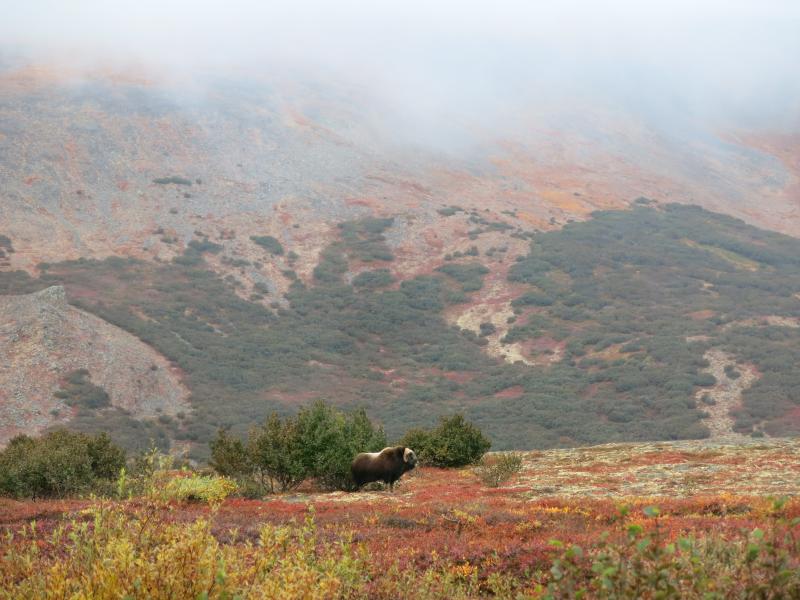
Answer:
3, 439, 799, 582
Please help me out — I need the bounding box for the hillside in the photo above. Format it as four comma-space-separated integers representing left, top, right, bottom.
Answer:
0, 285, 188, 448
1, 67, 800, 457
4, 202, 800, 458
2, 66, 799, 282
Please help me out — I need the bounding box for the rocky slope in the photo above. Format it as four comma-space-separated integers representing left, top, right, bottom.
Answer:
1, 65, 798, 286
0, 285, 188, 444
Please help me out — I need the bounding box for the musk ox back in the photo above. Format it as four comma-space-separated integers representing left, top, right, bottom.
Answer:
351, 446, 417, 490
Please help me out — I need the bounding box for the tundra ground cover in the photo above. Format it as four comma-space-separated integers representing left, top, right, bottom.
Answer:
2, 440, 799, 598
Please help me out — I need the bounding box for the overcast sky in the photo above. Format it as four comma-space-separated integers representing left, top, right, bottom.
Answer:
2, 0, 799, 133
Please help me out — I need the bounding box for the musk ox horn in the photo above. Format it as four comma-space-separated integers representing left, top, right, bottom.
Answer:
351, 446, 417, 491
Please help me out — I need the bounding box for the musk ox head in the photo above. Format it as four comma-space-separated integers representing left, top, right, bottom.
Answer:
351, 446, 417, 490
403, 447, 417, 469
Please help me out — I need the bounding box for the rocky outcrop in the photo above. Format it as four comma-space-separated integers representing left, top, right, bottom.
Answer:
696, 349, 760, 442
0, 286, 189, 445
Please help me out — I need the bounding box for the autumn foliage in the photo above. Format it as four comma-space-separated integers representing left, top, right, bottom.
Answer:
2, 439, 800, 598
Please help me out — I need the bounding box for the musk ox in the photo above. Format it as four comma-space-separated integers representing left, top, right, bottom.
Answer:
351, 446, 417, 490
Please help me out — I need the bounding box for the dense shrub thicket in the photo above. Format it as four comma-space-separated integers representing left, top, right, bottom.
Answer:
211, 401, 387, 492
0, 430, 125, 498
506, 204, 800, 437
401, 414, 491, 468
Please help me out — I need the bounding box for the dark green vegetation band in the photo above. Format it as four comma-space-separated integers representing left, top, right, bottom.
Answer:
4, 205, 800, 459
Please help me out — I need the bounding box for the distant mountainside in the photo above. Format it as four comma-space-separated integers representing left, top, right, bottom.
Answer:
1, 65, 799, 458
0, 285, 188, 448
5, 203, 800, 460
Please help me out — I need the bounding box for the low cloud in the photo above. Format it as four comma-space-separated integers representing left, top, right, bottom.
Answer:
2, 1, 799, 144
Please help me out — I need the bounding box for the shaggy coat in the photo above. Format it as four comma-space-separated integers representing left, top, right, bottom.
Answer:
351, 446, 417, 489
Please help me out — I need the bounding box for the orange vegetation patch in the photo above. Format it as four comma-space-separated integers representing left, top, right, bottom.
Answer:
494, 385, 524, 399
689, 309, 715, 320
422, 229, 444, 251
3, 440, 799, 581
0, 498, 88, 526
345, 197, 382, 209
527, 336, 561, 352
4, 486, 799, 583
440, 370, 477, 384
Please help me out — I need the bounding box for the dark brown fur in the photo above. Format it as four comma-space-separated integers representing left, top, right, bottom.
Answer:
351, 446, 417, 490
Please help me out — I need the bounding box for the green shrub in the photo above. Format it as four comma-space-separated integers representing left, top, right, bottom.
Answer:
479, 322, 497, 337
153, 176, 192, 185
188, 239, 223, 254
53, 369, 110, 410
400, 414, 491, 468
0, 234, 13, 252
210, 401, 386, 492
473, 452, 523, 487
294, 401, 387, 491
209, 428, 250, 477
247, 413, 307, 493
338, 217, 395, 262
437, 206, 462, 216
724, 364, 741, 379
435, 262, 489, 292
313, 245, 348, 284
0, 430, 125, 499
250, 235, 284, 255
159, 473, 237, 504
352, 268, 394, 289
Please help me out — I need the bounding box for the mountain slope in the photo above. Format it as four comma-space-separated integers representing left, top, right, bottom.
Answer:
4, 205, 800, 458
0, 285, 188, 447
1, 67, 800, 457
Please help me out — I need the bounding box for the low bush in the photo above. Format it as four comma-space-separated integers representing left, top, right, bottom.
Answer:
159, 473, 237, 504
250, 235, 284, 255
0, 506, 371, 600
0, 430, 125, 499
435, 262, 489, 292
473, 452, 523, 487
210, 401, 386, 493
543, 501, 800, 599
352, 268, 394, 289
153, 176, 192, 185
53, 369, 110, 410
400, 414, 491, 468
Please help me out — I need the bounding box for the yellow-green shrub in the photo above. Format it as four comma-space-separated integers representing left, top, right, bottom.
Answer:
159, 473, 238, 504
473, 452, 523, 487
0, 505, 368, 600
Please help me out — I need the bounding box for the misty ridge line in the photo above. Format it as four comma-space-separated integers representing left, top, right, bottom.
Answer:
0, 0, 798, 136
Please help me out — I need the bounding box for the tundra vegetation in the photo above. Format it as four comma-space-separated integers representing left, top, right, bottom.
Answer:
152, 176, 192, 185
4, 206, 800, 457
250, 234, 284, 255
0, 405, 487, 499
0, 430, 125, 499
2, 440, 800, 598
